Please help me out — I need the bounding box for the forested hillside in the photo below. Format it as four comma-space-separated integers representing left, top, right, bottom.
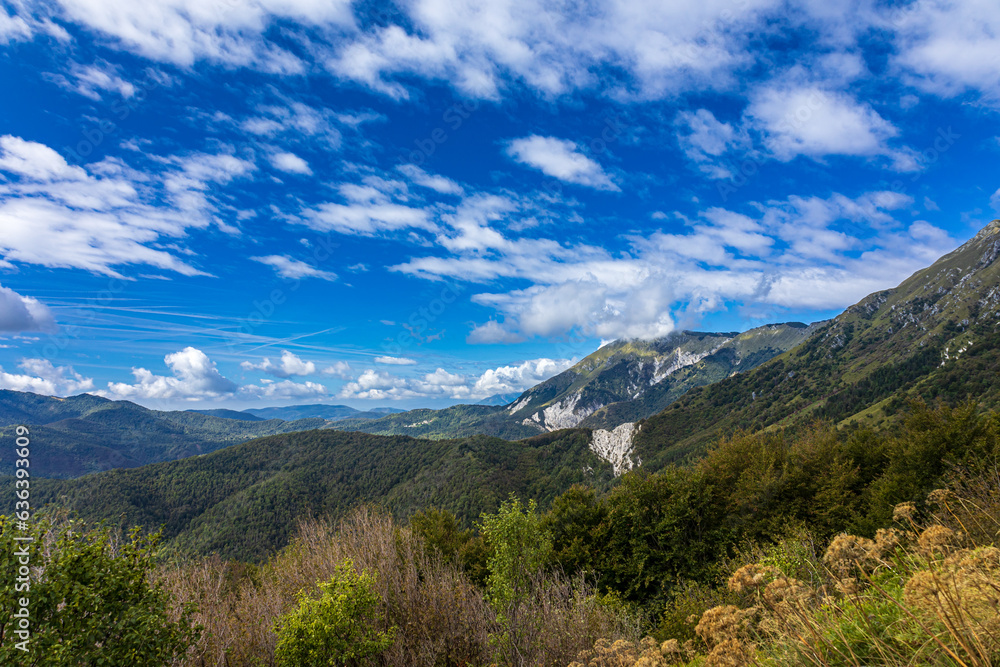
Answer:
23, 428, 615, 560
0, 391, 325, 477
633, 220, 1000, 467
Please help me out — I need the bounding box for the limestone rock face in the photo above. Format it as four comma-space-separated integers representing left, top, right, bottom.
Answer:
589, 422, 638, 476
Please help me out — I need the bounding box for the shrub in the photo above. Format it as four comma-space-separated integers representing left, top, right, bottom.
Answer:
273, 558, 395, 667
0, 513, 200, 666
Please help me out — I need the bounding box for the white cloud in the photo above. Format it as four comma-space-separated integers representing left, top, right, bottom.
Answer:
675, 109, 750, 179
0, 285, 56, 332
337, 356, 573, 400
0, 359, 94, 395
100, 346, 238, 400
303, 178, 436, 236
394, 187, 951, 340
240, 101, 343, 149
507, 135, 618, 191
466, 320, 524, 344
240, 379, 327, 400
251, 255, 337, 281
54, 60, 137, 100
746, 86, 915, 168
51, 0, 355, 72
241, 350, 317, 378
397, 164, 463, 195
270, 151, 312, 175
990, 188, 1000, 213
889, 0, 1000, 102
321, 361, 353, 379
374, 356, 417, 365
471, 358, 574, 397
0, 136, 254, 277
0, 7, 32, 44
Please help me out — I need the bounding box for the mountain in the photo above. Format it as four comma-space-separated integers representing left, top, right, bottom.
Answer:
243, 404, 404, 421
188, 409, 264, 421
503, 323, 820, 431
477, 392, 522, 406
0, 391, 326, 478
632, 220, 1000, 468
334, 322, 817, 440
22, 428, 615, 562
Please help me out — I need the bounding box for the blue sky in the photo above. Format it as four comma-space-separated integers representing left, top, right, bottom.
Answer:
0, 0, 998, 410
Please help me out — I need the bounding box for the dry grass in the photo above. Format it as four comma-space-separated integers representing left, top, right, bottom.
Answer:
159, 506, 637, 666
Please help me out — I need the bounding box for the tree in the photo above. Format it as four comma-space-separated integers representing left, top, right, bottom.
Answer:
479, 494, 553, 665
273, 559, 395, 667
0, 514, 200, 666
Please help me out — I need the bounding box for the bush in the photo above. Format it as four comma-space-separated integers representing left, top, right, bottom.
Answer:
273, 558, 395, 667
0, 513, 199, 666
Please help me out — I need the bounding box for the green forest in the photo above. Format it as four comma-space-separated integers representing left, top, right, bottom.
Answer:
3, 400, 999, 665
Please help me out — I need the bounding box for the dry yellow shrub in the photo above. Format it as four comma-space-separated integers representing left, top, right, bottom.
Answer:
874, 527, 904, 558
893, 501, 918, 523
916, 525, 960, 556
727, 564, 780, 593
570, 635, 678, 667
704, 637, 749, 667
823, 533, 876, 575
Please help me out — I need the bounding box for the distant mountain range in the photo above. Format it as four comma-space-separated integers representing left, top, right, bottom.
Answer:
11, 220, 1000, 562
241, 404, 403, 421
331, 322, 817, 439
0, 392, 326, 478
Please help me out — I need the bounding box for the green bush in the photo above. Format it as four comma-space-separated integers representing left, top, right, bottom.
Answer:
273, 558, 395, 667
0, 514, 200, 666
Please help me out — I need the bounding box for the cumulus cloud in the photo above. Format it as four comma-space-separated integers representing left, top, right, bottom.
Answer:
251, 255, 337, 281
746, 86, 917, 169
100, 346, 238, 400
50, 0, 355, 72
397, 164, 463, 195
676, 109, 751, 179
393, 188, 951, 340
241, 350, 317, 378
471, 358, 575, 397
240, 379, 327, 400
51, 60, 137, 100
507, 136, 618, 191
303, 179, 436, 235
0, 285, 56, 332
466, 320, 525, 344
374, 356, 417, 365
337, 357, 573, 400
321, 361, 353, 379
0, 359, 94, 395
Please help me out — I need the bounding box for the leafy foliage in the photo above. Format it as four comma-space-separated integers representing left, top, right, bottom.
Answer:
274, 559, 395, 667
0, 514, 199, 666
